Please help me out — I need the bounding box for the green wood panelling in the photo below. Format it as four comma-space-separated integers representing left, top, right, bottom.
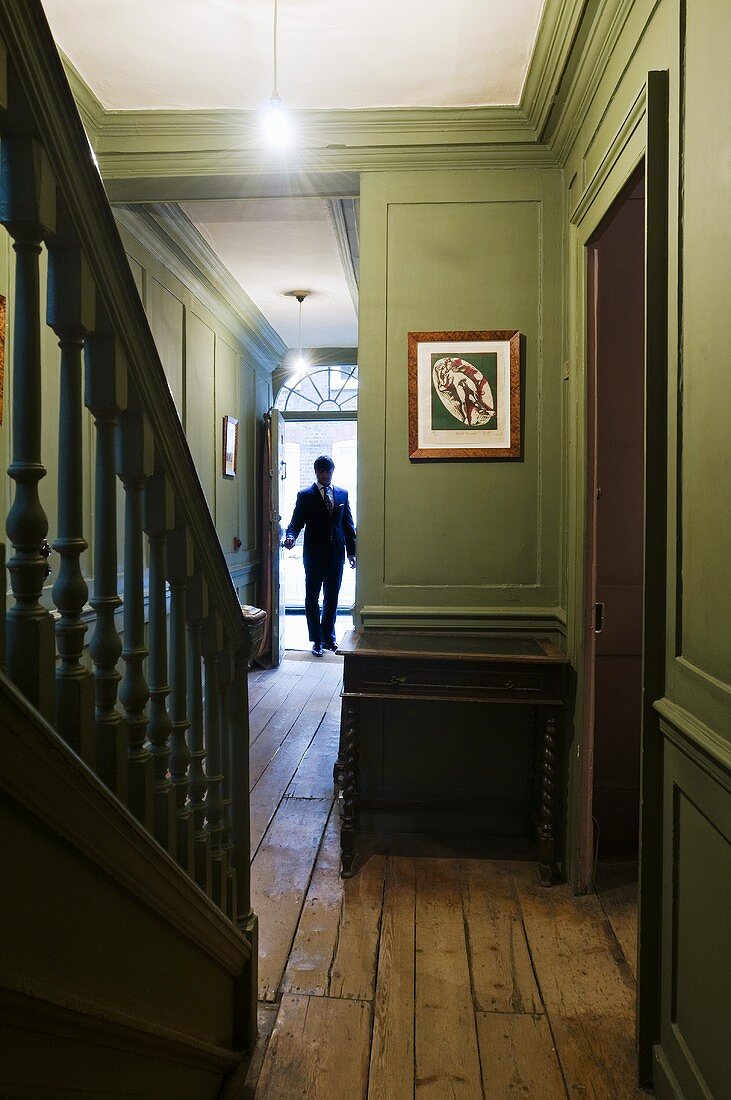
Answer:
185, 311, 216, 512
357, 168, 563, 625
146, 275, 184, 419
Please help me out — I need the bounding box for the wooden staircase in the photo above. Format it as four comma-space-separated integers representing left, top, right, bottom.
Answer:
0, 2, 260, 1094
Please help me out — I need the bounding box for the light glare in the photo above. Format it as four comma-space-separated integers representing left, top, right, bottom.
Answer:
262, 95, 291, 148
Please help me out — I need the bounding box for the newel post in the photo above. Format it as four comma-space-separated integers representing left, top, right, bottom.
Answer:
0, 132, 56, 718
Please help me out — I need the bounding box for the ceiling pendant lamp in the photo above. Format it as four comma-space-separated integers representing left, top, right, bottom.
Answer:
291, 290, 310, 371
262, 0, 292, 147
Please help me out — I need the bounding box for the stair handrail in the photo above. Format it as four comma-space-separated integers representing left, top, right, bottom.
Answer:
0, 0, 244, 640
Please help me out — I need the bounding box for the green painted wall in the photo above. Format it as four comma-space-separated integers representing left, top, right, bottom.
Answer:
556, 0, 731, 1094
114, 220, 272, 608
357, 168, 564, 634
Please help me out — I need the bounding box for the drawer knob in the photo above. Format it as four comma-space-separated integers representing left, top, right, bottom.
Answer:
505, 679, 515, 690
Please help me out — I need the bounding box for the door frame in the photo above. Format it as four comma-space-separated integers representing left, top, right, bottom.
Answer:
569, 71, 669, 1083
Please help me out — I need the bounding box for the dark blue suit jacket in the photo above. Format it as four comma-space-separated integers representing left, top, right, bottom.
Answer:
286, 483, 356, 566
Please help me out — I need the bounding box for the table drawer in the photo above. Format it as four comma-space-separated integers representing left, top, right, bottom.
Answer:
345, 661, 561, 702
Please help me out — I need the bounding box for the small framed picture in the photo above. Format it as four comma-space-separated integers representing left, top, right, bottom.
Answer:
222, 414, 239, 477
407, 330, 521, 460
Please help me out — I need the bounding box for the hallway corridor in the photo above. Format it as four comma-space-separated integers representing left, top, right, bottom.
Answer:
229, 654, 644, 1099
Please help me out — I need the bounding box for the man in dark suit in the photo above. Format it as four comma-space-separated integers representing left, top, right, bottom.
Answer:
284, 455, 356, 656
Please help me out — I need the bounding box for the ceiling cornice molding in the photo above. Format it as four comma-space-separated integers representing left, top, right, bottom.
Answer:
326, 199, 359, 312
59, 49, 104, 146
96, 104, 533, 144
113, 203, 287, 374
519, 0, 589, 136
99, 144, 558, 202
544, 0, 644, 164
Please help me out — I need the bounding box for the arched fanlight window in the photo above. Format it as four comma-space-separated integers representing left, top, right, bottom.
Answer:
275, 364, 358, 414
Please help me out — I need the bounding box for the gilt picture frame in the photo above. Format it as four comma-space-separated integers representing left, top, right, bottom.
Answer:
222, 414, 239, 477
407, 329, 521, 460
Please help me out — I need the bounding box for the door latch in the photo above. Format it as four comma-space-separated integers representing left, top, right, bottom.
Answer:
594, 602, 605, 634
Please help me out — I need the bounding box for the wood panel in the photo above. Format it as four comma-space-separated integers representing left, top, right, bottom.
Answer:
281, 811, 343, 998
368, 857, 416, 1100
595, 863, 638, 980
282, 811, 386, 1002
250, 668, 341, 853
251, 796, 332, 1002
549, 1012, 643, 1100
414, 859, 483, 1098
477, 1012, 565, 1100
462, 859, 543, 1015
255, 994, 371, 1100
511, 863, 635, 1016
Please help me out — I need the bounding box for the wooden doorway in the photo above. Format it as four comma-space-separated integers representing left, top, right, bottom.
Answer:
583, 166, 646, 873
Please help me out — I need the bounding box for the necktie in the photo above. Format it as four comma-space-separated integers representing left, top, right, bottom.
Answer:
323, 486, 333, 514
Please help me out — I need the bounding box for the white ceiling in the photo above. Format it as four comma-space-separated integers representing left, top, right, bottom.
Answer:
42, 0, 546, 111
43, 0, 547, 350
182, 198, 358, 347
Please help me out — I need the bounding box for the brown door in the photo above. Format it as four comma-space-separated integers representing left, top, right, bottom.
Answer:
582, 168, 646, 882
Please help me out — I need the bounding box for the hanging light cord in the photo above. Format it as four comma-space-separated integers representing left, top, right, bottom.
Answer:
298, 296, 303, 353
272, 0, 279, 97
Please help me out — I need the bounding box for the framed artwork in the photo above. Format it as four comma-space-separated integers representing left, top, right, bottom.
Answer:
222, 414, 239, 477
407, 329, 521, 460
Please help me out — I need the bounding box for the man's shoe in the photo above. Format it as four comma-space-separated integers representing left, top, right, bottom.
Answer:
322, 638, 338, 651
312, 643, 324, 657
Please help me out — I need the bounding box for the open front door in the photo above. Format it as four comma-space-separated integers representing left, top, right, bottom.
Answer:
269, 409, 287, 666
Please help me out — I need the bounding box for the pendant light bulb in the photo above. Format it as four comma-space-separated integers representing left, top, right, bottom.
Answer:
289, 290, 310, 372
263, 93, 291, 148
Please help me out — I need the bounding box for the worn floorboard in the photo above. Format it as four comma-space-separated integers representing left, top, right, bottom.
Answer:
414, 858, 484, 1098
476, 1012, 566, 1100
462, 859, 543, 1015
251, 795, 332, 1001
255, 994, 371, 1100
595, 862, 639, 981
368, 856, 416, 1100
239, 654, 644, 1100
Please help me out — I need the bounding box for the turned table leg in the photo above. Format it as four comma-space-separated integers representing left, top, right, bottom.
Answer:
340, 696, 359, 878
333, 710, 345, 790
538, 710, 559, 887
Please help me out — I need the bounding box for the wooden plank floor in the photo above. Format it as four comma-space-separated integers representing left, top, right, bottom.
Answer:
228, 653, 644, 1100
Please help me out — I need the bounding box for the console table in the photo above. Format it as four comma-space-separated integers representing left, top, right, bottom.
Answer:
335, 631, 569, 886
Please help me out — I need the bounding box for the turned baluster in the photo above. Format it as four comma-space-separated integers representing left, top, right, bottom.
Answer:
116, 389, 154, 828
143, 457, 176, 853
203, 612, 227, 913
168, 518, 194, 874
186, 568, 211, 895
231, 630, 257, 1050
219, 641, 236, 920
47, 200, 95, 763
85, 324, 127, 799
0, 134, 56, 719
